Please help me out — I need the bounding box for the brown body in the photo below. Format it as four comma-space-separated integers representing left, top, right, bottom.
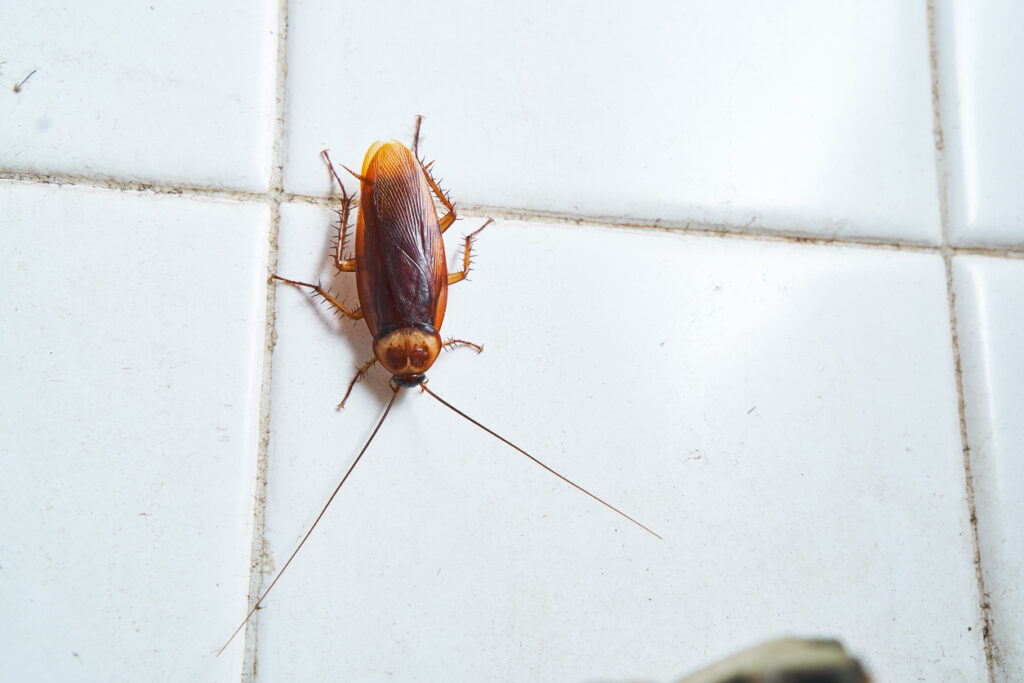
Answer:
271, 128, 488, 404
356, 141, 447, 385
220, 122, 657, 657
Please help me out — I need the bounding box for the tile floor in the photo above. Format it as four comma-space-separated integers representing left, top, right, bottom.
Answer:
1, 2, 1021, 682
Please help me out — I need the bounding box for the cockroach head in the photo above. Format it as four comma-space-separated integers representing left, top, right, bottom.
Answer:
373, 325, 441, 384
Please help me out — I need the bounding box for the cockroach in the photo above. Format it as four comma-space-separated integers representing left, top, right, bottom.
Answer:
217, 117, 658, 656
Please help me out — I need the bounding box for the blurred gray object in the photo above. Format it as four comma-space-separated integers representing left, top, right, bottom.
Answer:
676, 638, 869, 683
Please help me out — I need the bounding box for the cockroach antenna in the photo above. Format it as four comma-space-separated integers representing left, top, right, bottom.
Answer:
421, 385, 661, 540
216, 386, 400, 657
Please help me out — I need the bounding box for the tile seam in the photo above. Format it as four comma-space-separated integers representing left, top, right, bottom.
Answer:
239, 0, 290, 680
928, 0, 996, 677
3, 172, 1023, 260
943, 252, 995, 677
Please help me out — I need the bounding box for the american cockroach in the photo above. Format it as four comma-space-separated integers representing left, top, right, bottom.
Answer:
218, 117, 658, 656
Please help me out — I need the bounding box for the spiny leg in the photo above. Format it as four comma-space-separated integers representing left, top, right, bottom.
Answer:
417, 339, 484, 399
410, 117, 459, 233
338, 356, 379, 410
442, 338, 484, 354
416, 141, 490, 285
447, 219, 493, 286
320, 150, 358, 272
271, 275, 363, 320
417, 159, 458, 232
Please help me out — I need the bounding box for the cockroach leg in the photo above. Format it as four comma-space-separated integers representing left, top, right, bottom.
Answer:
321, 149, 350, 197
330, 211, 358, 273
441, 338, 484, 354
329, 203, 358, 273
418, 160, 457, 232
271, 275, 364, 320
409, 118, 457, 233
321, 150, 359, 273
447, 219, 493, 286
338, 356, 379, 410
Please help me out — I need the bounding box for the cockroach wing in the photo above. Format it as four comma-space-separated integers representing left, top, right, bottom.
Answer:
374, 153, 445, 326
356, 141, 448, 337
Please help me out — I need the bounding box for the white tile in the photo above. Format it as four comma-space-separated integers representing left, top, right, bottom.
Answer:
255, 209, 982, 681
283, 1, 940, 243
954, 256, 1024, 682
0, 1, 277, 191
936, 0, 1024, 247
0, 182, 269, 680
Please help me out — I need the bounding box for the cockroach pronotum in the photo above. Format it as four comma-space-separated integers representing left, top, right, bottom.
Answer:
218, 117, 659, 656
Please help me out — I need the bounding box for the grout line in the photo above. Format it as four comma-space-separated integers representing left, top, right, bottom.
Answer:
942, 255, 997, 677
928, 0, 996, 678
2, 168, 1023, 261
239, 0, 290, 680
455, 202, 1024, 258
0, 167, 272, 203
929, 0, 951, 249
241, 204, 278, 683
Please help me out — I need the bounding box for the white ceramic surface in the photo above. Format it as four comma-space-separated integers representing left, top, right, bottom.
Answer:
936, 0, 1024, 247
955, 256, 1024, 682
0, 1, 277, 190
3, 1, 1020, 681
256, 210, 983, 681
0, 183, 269, 681
284, 0, 940, 243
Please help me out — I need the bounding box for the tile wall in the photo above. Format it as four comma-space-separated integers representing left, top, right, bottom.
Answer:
2, 1, 1020, 681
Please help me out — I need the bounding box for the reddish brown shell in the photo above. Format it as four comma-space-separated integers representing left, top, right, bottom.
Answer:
355, 140, 448, 340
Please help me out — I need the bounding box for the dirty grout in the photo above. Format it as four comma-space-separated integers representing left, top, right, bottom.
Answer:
928, 0, 997, 677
